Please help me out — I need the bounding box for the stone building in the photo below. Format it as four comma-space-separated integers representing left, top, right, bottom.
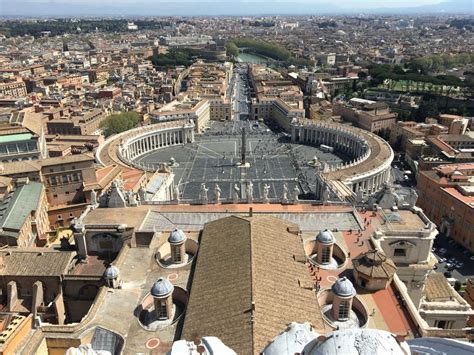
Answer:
352, 249, 397, 291
0, 249, 76, 325
419, 272, 474, 330
333, 98, 396, 133
0, 180, 50, 247
0, 110, 48, 163
372, 206, 438, 308
416, 163, 474, 252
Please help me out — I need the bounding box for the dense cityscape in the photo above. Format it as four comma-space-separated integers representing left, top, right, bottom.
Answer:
0, 1, 473, 354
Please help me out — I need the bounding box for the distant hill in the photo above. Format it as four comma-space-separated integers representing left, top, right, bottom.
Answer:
0, 0, 472, 17
371, 0, 474, 14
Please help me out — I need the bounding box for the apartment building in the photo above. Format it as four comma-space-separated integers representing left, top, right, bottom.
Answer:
0, 80, 27, 98
0, 110, 48, 163
417, 163, 474, 252
46, 108, 107, 135
333, 98, 396, 133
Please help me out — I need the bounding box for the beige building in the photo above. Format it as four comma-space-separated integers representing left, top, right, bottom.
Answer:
333, 98, 396, 133
0, 80, 27, 98
46, 108, 107, 136
420, 272, 474, 330
372, 207, 438, 308
0, 179, 50, 247
0, 153, 98, 227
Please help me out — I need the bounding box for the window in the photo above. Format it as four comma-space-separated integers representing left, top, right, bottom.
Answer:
158, 299, 168, 319
172, 245, 181, 263
435, 320, 450, 329
321, 246, 331, 264
394, 248, 406, 257
338, 300, 350, 320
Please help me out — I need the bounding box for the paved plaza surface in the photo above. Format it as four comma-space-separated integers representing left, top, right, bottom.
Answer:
137, 120, 351, 202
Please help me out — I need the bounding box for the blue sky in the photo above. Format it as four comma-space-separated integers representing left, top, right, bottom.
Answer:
5, 0, 443, 7
2, 0, 465, 16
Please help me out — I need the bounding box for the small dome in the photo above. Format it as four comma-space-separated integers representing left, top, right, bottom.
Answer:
316, 229, 335, 245
104, 265, 119, 280
151, 277, 174, 297
168, 228, 187, 244
331, 277, 356, 297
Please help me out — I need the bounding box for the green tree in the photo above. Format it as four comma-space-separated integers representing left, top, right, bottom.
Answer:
100, 111, 141, 137
225, 41, 239, 57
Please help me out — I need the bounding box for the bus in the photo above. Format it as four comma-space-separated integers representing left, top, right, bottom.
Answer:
320, 144, 334, 153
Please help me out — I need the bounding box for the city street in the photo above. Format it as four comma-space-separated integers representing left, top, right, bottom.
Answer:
231, 63, 250, 121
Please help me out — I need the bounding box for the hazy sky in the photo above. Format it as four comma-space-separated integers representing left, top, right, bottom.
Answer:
2, 0, 465, 16
4, 0, 444, 8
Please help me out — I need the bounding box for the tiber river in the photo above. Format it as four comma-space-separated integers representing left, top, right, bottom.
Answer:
237, 52, 271, 64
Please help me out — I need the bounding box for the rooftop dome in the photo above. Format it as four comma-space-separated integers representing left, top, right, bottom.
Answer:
316, 229, 335, 245
331, 277, 356, 297
104, 265, 119, 280
304, 328, 410, 355
151, 277, 174, 298
353, 250, 397, 278
168, 228, 187, 244
263, 322, 317, 355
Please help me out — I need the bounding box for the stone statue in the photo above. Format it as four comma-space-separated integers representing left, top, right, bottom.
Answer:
263, 184, 271, 203
174, 184, 180, 202
293, 185, 300, 203
138, 185, 148, 202
246, 181, 254, 203
322, 184, 330, 203
199, 183, 209, 204
158, 163, 170, 173
128, 190, 138, 206
233, 184, 240, 203
214, 184, 222, 203
91, 189, 98, 206
281, 183, 289, 204
407, 188, 418, 208
356, 189, 365, 203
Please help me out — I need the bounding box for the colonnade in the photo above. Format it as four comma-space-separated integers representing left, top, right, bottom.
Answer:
292, 123, 369, 159
117, 121, 195, 164
291, 122, 393, 201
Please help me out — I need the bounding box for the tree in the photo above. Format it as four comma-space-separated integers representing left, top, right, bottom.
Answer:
100, 111, 141, 137
225, 42, 239, 57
